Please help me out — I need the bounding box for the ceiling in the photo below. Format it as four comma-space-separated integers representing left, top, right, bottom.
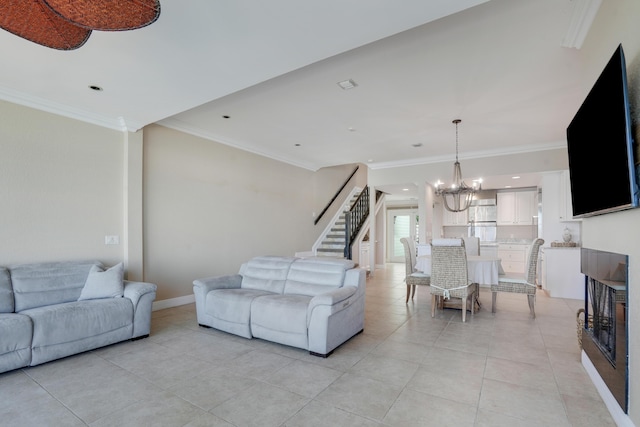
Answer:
0, 0, 597, 191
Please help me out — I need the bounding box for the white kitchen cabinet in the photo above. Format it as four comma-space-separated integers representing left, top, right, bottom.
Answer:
543, 247, 584, 299
498, 243, 529, 274
497, 190, 536, 225
442, 207, 468, 226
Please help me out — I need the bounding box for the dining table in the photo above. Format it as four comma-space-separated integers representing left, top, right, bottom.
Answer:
415, 254, 505, 287
415, 254, 504, 312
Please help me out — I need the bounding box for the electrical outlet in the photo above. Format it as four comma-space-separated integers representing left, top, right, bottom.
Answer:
105, 235, 119, 245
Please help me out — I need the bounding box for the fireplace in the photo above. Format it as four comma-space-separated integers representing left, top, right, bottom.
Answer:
581, 248, 628, 413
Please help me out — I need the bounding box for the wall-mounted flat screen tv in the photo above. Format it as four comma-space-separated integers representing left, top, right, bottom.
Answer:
566, 44, 639, 218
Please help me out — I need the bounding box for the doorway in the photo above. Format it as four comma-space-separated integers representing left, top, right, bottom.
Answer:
387, 208, 418, 262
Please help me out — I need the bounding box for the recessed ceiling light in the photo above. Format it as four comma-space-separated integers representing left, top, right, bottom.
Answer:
367, 159, 374, 163
412, 143, 423, 148
402, 188, 409, 191
337, 79, 357, 90
512, 176, 521, 179
222, 115, 230, 119
294, 143, 301, 147
88, 85, 103, 91
505, 185, 512, 188
348, 127, 356, 132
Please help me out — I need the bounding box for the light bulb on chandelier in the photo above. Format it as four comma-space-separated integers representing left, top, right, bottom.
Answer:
434, 119, 482, 212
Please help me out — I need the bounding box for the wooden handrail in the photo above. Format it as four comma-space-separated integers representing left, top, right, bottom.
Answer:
314, 166, 359, 225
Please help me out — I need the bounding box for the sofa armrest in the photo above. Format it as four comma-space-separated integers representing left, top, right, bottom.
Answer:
193, 274, 242, 294
193, 274, 242, 327
307, 268, 366, 356
123, 280, 157, 311
123, 280, 157, 338
308, 286, 357, 314
307, 286, 359, 329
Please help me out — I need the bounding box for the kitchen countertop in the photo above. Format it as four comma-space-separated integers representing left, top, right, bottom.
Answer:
544, 245, 581, 250
496, 240, 533, 245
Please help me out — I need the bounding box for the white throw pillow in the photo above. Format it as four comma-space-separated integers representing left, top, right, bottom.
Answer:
78, 263, 124, 301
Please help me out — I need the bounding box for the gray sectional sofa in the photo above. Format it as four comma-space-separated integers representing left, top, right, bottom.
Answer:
0, 260, 157, 374
193, 256, 366, 357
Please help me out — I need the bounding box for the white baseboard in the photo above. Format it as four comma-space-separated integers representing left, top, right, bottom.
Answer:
582, 351, 635, 427
152, 294, 195, 311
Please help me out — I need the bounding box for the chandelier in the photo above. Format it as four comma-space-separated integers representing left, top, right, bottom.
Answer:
0, 0, 161, 50
435, 119, 481, 212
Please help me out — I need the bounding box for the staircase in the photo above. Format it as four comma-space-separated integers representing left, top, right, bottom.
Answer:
316, 192, 360, 258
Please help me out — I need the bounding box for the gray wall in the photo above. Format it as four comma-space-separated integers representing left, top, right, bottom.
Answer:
143, 124, 319, 301
0, 100, 125, 266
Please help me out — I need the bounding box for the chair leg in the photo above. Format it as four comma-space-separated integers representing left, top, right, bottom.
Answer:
528, 294, 536, 318
431, 294, 436, 317
462, 297, 467, 322
471, 293, 476, 316
491, 291, 497, 313
411, 284, 417, 300
406, 284, 411, 303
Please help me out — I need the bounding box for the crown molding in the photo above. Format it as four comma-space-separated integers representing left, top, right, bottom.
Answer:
157, 118, 318, 171
368, 141, 567, 170
0, 86, 142, 132
562, 0, 602, 49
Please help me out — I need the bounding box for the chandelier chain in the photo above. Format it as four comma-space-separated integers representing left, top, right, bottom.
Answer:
435, 118, 481, 213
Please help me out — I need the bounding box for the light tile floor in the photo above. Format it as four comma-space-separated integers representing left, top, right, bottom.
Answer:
0, 263, 617, 426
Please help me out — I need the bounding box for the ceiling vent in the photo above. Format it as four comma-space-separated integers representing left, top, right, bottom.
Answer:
337, 79, 358, 90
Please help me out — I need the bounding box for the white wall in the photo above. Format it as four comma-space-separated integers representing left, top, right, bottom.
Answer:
369, 148, 569, 190
579, 0, 640, 423
370, 148, 569, 242
0, 100, 126, 267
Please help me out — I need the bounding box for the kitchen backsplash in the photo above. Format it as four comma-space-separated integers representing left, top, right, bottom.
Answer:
496, 225, 538, 241
442, 224, 537, 242
442, 226, 466, 239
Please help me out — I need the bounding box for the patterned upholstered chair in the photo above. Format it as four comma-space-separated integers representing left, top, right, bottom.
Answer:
430, 238, 478, 322
491, 238, 545, 318
400, 237, 430, 303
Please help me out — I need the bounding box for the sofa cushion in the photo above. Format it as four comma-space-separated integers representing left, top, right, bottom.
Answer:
78, 263, 124, 301
250, 294, 312, 349
0, 313, 32, 372
0, 267, 13, 313
283, 258, 355, 296
11, 261, 101, 312
205, 288, 274, 338
239, 256, 297, 294
23, 298, 133, 351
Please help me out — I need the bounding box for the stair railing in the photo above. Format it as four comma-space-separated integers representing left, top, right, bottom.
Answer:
344, 186, 370, 259
314, 166, 359, 225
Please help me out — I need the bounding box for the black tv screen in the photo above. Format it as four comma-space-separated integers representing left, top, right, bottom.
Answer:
566, 44, 638, 218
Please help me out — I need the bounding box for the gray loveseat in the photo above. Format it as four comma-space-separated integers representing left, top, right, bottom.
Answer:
193, 256, 365, 357
0, 260, 157, 374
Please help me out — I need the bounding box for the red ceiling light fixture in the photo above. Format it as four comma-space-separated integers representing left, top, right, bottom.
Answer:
0, 0, 161, 50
